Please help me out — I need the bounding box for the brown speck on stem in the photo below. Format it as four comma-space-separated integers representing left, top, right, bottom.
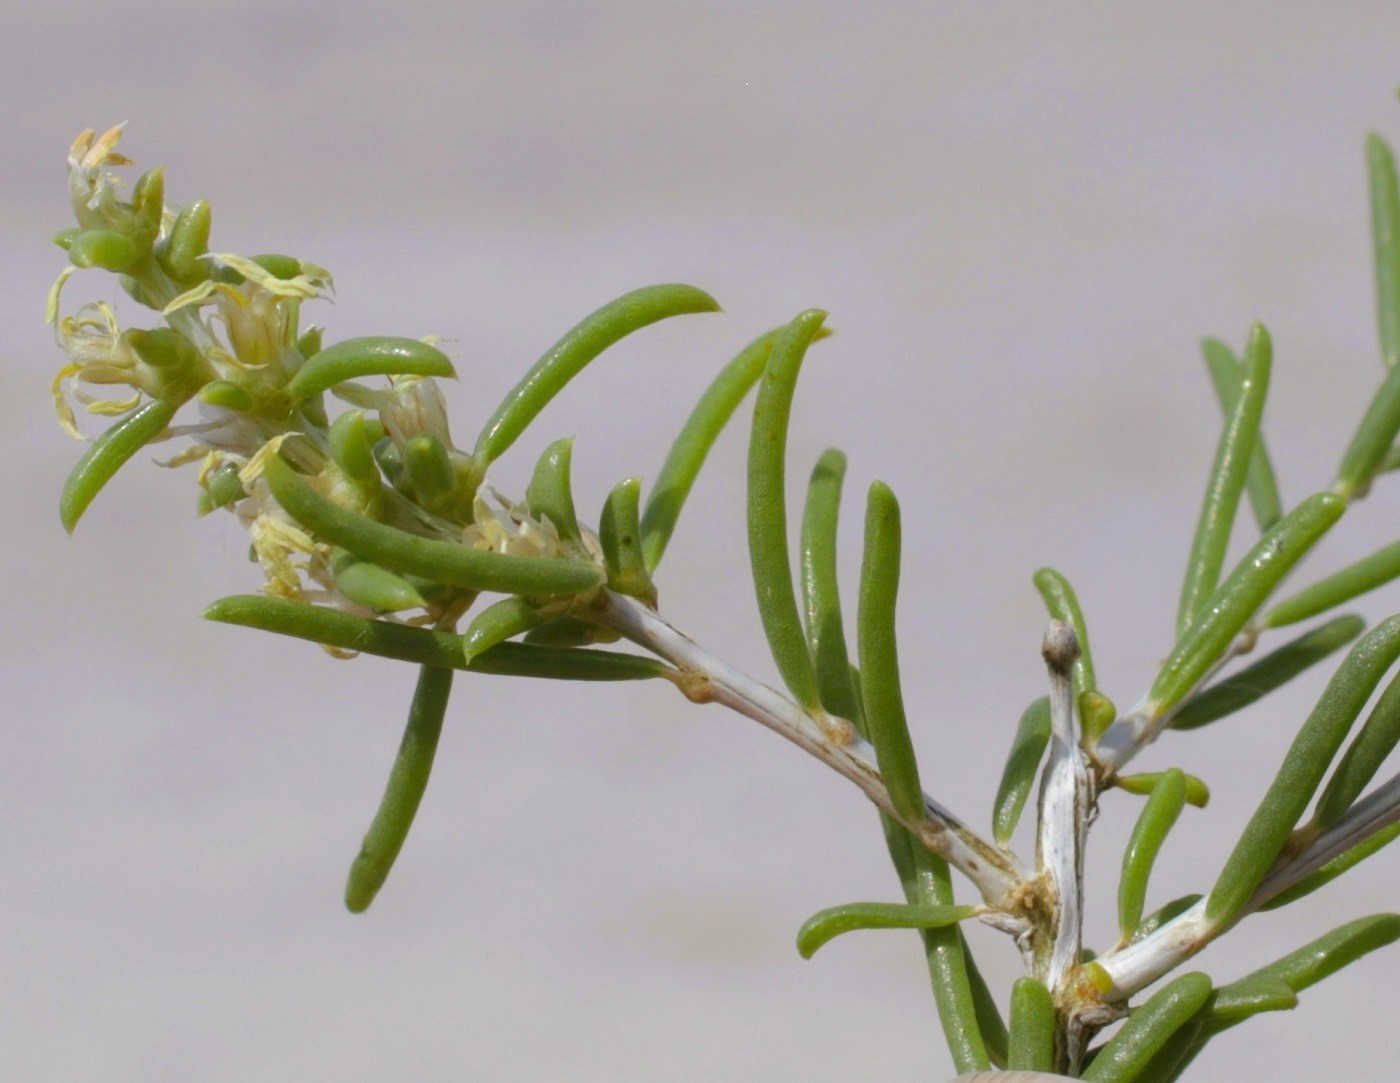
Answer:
673, 668, 717, 703
817, 711, 858, 746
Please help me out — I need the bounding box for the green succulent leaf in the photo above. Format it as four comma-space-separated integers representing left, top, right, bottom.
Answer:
1118, 769, 1188, 940
403, 433, 458, 507
526, 436, 581, 543
1315, 664, 1400, 829
599, 477, 655, 602
640, 325, 828, 571
1203, 976, 1298, 1027
158, 199, 212, 281
203, 595, 665, 681
858, 479, 923, 822
474, 283, 720, 466
1336, 358, 1400, 500
328, 409, 380, 484
747, 309, 827, 711
332, 558, 428, 613
199, 461, 245, 515
344, 664, 453, 913
60, 399, 177, 533
1266, 540, 1400, 628
461, 596, 546, 664
1007, 977, 1056, 1073
1201, 336, 1283, 530
1081, 972, 1213, 1083
992, 697, 1051, 846
68, 229, 139, 272
286, 337, 456, 402
795, 901, 977, 959
1114, 771, 1210, 809
1177, 324, 1272, 636
1208, 615, 1400, 925
1368, 133, 1400, 370
800, 448, 863, 728
1230, 913, 1400, 998
1147, 493, 1345, 718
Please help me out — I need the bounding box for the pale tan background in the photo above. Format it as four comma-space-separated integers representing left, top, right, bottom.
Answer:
4, 2, 1400, 1080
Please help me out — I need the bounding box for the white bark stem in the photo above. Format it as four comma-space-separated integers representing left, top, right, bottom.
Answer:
1034, 622, 1089, 1008
596, 590, 1027, 909
1092, 897, 1215, 1000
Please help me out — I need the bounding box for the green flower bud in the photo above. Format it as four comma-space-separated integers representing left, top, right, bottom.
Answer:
599, 477, 655, 603
68, 229, 139, 273
198, 380, 255, 412
159, 200, 211, 282
295, 326, 323, 360
329, 547, 359, 577
462, 597, 545, 663
329, 410, 380, 484
130, 166, 164, 244
334, 559, 427, 613
373, 437, 405, 487
403, 433, 457, 505
526, 436, 581, 543
126, 327, 197, 370
198, 461, 246, 516
1079, 690, 1117, 744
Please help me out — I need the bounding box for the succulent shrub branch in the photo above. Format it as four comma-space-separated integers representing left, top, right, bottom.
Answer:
45, 112, 1400, 1079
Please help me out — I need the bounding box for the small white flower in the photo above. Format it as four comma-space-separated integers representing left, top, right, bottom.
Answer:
336, 374, 455, 449
460, 486, 602, 567
162, 402, 265, 457
50, 302, 156, 439
164, 255, 331, 381
229, 438, 328, 601
67, 124, 132, 232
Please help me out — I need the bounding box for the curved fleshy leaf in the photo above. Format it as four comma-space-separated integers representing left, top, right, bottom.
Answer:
287, 337, 455, 401
748, 309, 827, 711
345, 665, 453, 912
60, 399, 177, 533
474, 284, 719, 465
203, 594, 665, 681
795, 901, 977, 959
1177, 324, 1272, 635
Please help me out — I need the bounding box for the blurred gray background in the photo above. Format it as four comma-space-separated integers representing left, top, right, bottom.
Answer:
4, 2, 1400, 1079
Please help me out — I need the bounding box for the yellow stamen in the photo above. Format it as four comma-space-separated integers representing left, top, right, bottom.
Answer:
155, 445, 209, 469
85, 391, 142, 417
46, 267, 76, 325
237, 434, 294, 490
82, 123, 131, 170
163, 280, 218, 315
51, 363, 84, 440
213, 253, 330, 300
